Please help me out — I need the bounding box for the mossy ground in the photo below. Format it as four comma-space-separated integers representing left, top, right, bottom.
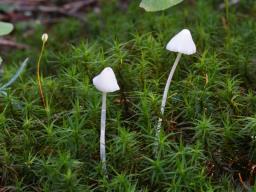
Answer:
0, 0, 256, 191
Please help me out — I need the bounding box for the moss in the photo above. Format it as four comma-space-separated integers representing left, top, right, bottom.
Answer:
0, 0, 256, 191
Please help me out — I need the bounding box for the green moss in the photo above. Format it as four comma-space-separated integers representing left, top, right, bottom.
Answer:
0, 0, 256, 191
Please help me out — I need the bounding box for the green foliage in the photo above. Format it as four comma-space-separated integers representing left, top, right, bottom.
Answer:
0, 21, 14, 65
1, 0, 256, 191
140, 0, 183, 12
0, 21, 13, 36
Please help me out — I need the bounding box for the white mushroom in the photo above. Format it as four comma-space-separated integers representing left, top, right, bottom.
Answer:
166, 29, 196, 55
93, 67, 120, 93
155, 29, 196, 154
93, 67, 120, 173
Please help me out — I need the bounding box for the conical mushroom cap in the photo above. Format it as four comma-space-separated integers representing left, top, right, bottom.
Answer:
93, 67, 120, 93
166, 29, 196, 55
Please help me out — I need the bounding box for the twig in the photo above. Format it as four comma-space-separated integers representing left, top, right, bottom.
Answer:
0, 38, 29, 49
238, 172, 249, 191
19, 5, 87, 23
0, 0, 45, 5
0, 58, 28, 92
63, 0, 96, 13
9, 0, 97, 23
219, 0, 240, 9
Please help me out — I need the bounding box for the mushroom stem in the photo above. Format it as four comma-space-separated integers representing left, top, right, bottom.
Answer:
100, 92, 107, 173
155, 52, 182, 153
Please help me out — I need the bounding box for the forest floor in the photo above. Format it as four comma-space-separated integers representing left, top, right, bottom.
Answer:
0, 0, 256, 191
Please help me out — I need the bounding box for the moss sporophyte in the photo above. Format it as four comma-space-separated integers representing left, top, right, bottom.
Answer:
37, 33, 48, 110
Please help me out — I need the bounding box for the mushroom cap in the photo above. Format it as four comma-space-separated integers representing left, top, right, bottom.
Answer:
166, 29, 196, 55
93, 67, 120, 93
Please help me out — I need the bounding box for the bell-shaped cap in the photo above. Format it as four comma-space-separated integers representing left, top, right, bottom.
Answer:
93, 67, 120, 93
166, 29, 196, 55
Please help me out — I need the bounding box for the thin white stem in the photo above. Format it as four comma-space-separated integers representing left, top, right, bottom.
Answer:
154, 53, 182, 154
100, 92, 107, 173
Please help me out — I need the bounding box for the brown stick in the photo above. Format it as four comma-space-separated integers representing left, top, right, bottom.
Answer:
238, 172, 249, 190
0, 38, 29, 49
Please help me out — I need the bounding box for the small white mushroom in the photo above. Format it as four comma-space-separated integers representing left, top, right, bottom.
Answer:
155, 29, 196, 154
166, 29, 196, 55
93, 67, 120, 173
93, 67, 120, 93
